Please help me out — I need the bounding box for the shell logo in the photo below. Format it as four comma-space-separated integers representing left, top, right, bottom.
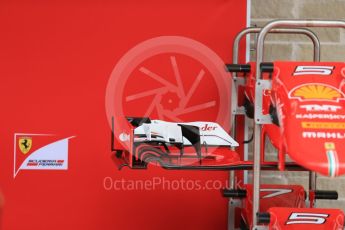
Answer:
289, 84, 345, 102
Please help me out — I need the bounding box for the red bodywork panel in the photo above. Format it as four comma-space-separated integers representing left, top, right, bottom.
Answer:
268, 207, 345, 230
242, 184, 306, 228
245, 61, 345, 177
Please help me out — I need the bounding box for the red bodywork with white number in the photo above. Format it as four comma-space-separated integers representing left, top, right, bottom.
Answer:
245, 62, 345, 177
242, 184, 306, 228
268, 207, 344, 230
241, 184, 344, 229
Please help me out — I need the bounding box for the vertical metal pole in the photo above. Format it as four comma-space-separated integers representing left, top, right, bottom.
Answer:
309, 171, 317, 206
227, 199, 234, 230
252, 124, 262, 227
309, 172, 317, 191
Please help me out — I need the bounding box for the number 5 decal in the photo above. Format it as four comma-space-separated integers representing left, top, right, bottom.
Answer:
293, 66, 334, 76
286, 212, 329, 225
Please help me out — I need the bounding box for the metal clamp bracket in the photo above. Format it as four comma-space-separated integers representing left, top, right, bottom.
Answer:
254, 79, 272, 124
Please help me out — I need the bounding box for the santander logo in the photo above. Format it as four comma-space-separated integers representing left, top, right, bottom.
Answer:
200, 123, 217, 131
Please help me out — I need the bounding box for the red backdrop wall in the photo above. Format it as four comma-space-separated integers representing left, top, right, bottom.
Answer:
0, 0, 247, 229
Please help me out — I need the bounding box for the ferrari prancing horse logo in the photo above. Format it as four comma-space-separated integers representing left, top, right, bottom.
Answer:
19, 137, 32, 154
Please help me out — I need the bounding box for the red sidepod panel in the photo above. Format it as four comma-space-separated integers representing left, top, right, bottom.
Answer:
271, 62, 345, 177
268, 207, 344, 230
